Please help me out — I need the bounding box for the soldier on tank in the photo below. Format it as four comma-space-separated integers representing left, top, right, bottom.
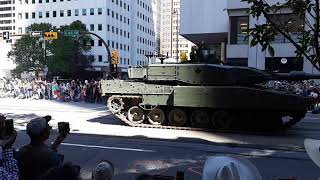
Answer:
189, 46, 198, 61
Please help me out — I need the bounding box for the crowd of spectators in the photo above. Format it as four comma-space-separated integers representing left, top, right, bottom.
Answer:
0, 114, 115, 180
0, 78, 102, 103
264, 80, 320, 99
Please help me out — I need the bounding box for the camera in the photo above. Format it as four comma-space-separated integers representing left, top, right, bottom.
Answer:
58, 122, 70, 134
5, 119, 14, 135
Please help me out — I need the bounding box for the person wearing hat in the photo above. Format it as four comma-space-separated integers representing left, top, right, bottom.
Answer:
305, 139, 320, 172
0, 114, 19, 180
92, 160, 114, 180
42, 162, 82, 180
202, 156, 263, 180
16, 116, 69, 180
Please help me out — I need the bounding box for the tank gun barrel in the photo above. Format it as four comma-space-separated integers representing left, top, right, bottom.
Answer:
274, 71, 320, 81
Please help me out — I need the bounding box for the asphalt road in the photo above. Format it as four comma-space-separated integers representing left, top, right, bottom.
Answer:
0, 98, 319, 179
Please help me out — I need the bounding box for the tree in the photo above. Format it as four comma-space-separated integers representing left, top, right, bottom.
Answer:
8, 21, 93, 78
8, 23, 52, 76
242, 0, 320, 71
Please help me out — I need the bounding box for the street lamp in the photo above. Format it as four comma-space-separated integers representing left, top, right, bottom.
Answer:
173, 9, 179, 63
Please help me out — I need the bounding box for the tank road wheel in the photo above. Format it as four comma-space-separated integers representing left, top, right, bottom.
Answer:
128, 106, 145, 124
168, 109, 188, 126
212, 111, 234, 130
191, 110, 210, 127
107, 97, 124, 114
147, 108, 166, 125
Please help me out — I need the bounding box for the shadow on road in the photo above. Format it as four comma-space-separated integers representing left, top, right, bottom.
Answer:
87, 114, 124, 125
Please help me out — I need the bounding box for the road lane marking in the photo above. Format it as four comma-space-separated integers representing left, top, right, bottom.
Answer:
61, 142, 156, 153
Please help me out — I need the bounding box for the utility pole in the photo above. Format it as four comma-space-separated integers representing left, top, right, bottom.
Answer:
173, 9, 179, 63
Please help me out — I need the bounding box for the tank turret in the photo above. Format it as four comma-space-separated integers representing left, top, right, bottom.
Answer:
128, 64, 320, 86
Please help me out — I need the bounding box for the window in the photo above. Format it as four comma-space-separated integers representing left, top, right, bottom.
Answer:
90, 24, 94, 31
60, 10, 64, 17
46, 11, 49, 18
90, 40, 94, 46
67, 10, 71, 16
39, 12, 42, 18
269, 14, 304, 43
98, 40, 102, 46
98, 24, 102, 31
230, 16, 249, 44
75, 9, 79, 16
90, 8, 94, 15
98, 55, 103, 62
98, 8, 102, 15
82, 9, 86, 16
53, 11, 56, 17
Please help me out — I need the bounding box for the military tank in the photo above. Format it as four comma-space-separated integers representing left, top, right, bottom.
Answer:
101, 63, 320, 131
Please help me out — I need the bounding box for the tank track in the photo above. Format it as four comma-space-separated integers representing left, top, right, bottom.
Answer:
107, 95, 304, 135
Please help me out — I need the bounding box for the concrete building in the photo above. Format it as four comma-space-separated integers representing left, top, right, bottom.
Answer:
0, 0, 16, 78
180, 0, 317, 73
160, 0, 194, 61
0, 0, 159, 77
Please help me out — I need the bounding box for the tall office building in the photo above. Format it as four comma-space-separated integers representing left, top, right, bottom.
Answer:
0, 0, 159, 77
0, 0, 15, 77
160, 0, 194, 61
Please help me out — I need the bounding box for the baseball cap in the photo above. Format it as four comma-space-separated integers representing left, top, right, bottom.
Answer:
26, 117, 50, 136
92, 161, 114, 180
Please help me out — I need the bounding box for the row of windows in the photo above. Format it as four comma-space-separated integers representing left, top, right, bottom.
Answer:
0, 13, 13, 18
137, 11, 152, 23
19, 8, 104, 19
137, 0, 152, 13
137, 36, 155, 47
21, 0, 72, 4
137, 48, 154, 56
93, 55, 130, 65
91, 39, 130, 52
137, 23, 155, 36
0, 7, 12, 11
0, 20, 12, 24
19, 0, 130, 12
0, 1, 13, 5
107, 9, 130, 26
106, 24, 130, 39
0, 26, 12, 30
111, 0, 130, 12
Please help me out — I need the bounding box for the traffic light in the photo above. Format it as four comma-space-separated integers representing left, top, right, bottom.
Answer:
180, 52, 187, 62
2, 31, 10, 40
44, 32, 58, 40
111, 50, 119, 65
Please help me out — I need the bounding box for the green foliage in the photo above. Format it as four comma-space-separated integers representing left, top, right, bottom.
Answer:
242, 0, 320, 71
8, 20, 93, 78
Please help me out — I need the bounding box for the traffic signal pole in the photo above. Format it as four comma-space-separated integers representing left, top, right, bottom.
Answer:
80, 32, 114, 78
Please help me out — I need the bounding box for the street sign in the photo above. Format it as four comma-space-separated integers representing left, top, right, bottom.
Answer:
44, 32, 58, 40
30, 31, 43, 37
64, 30, 80, 37
2, 31, 10, 40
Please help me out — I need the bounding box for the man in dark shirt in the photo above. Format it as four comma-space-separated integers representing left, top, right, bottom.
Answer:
16, 117, 68, 180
